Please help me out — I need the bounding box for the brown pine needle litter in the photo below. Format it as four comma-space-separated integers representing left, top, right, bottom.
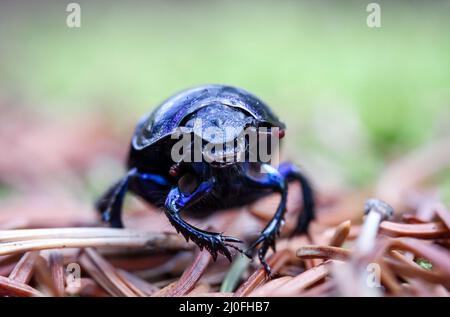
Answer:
0, 111, 450, 297
0, 194, 450, 296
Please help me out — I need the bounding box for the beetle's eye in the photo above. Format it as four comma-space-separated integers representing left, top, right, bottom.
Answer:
178, 173, 199, 195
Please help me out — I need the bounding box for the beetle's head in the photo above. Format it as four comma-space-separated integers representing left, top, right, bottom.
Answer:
172, 103, 283, 170
180, 104, 254, 168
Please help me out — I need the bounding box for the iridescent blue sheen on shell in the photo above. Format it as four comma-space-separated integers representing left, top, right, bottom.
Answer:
132, 84, 285, 150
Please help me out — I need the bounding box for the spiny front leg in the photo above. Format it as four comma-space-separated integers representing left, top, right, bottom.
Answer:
244, 164, 287, 276
164, 179, 243, 261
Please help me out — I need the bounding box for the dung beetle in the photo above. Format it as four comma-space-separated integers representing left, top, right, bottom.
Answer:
96, 84, 315, 274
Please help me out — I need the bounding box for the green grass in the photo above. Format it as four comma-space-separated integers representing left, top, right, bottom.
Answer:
1, 0, 449, 187
415, 258, 433, 271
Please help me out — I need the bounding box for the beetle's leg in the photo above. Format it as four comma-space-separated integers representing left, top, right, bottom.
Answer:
278, 162, 315, 234
95, 168, 169, 228
164, 179, 243, 262
244, 164, 287, 276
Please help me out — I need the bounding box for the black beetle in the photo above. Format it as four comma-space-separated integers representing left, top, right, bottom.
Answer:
96, 84, 315, 274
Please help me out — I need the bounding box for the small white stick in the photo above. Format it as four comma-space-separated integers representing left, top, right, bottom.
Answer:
356, 211, 382, 255
356, 198, 394, 255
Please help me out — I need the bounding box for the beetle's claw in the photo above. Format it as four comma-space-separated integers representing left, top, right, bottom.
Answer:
224, 242, 246, 256
245, 234, 265, 257
222, 235, 243, 243
258, 241, 273, 277
245, 225, 281, 277
188, 232, 242, 263
244, 248, 254, 259
260, 258, 272, 277
269, 239, 276, 252
218, 244, 233, 262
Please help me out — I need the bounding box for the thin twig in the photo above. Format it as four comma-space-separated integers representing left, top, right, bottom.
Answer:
269, 261, 333, 296
117, 269, 159, 296
0, 228, 190, 256
8, 251, 39, 284
380, 221, 450, 239
0, 275, 43, 297
329, 220, 351, 247
234, 249, 293, 297
161, 250, 211, 297
49, 252, 65, 297
82, 248, 137, 297
296, 245, 351, 261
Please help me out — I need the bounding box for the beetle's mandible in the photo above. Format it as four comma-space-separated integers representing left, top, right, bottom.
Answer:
95, 84, 315, 275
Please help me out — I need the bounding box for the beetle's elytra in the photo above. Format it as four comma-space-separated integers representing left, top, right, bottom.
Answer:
96, 84, 315, 274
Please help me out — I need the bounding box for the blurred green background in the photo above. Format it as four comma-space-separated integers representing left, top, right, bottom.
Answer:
1, 0, 449, 193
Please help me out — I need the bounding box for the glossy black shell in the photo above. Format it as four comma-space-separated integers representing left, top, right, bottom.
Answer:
131, 84, 285, 151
